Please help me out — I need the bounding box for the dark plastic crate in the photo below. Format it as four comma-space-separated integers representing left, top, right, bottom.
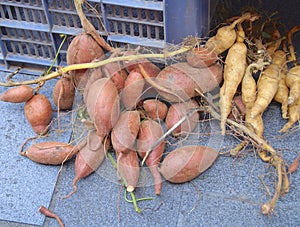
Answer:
0, 0, 210, 71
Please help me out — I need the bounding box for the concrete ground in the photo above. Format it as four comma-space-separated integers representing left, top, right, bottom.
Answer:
0, 68, 299, 227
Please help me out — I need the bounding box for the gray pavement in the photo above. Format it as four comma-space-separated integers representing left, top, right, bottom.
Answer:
0, 70, 299, 227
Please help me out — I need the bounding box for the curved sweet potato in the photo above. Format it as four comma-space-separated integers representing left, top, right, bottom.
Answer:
159, 145, 219, 183
85, 78, 120, 138
21, 141, 78, 165
137, 119, 165, 195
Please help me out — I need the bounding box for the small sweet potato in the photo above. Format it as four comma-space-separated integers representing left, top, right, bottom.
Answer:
85, 78, 120, 138
159, 145, 219, 183
137, 119, 165, 195
65, 130, 109, 198
52, 74, 75, 111
21, 141, 78, 165
0, 85, 34, 103
102, 61, 128, 92
111, 110, 140, 154
121, 70, 145, 110
142, 99, 168, 121
24, 93, 52, 135
165, 100, 199, 137
117, 150, 140, 192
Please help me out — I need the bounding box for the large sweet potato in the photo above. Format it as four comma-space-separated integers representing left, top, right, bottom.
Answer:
85, 78, 120, 138
159, 145, 219, 183
155, 62, 223, 102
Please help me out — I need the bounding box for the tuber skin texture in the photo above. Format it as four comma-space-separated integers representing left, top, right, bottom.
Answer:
65, 130, 109, 198
21, 141, 78, 165
274, 66, 289, 119
102, 61, 128, 92
39, 206, 64, 227
186, 46, 218, 68
142, 99, 168, 121
250, 50, 286, 119
52, 74, 75, 111
66, 33, 105, 88
111, 110, 140, 154
0, 85, 33, 103
85, 78, 120, 139
116, 150, 140, 192
137, 119, 165, 195
159, 145, 219, 183
219, 23, 247, 135
121, 70, 145, 110
24, 93, 52, 135
165, 100, 200, 137
285, 65, 300, 105
83, 66, 103, 103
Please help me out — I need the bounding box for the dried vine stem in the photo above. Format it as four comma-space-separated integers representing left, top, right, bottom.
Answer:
195, 88, 289, 215
0, 46, 192, 87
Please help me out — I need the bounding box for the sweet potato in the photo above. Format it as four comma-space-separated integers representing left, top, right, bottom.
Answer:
0, 85, 33, 103
279, 96, 300, 132
137, 119, 165, 195
83, 66, 103, 103
121, 70, 145, 110
117, 150, 140, 192
274, 66, 289, 119
155, 62, 223, 102
52, 74, 75, 111
65, 130, 109, 198
159, 145, 219, 183
111, 110, 140, 154
205, 12, 254, 55
85, 78, 120, 138
21, 141, 77, 165
285, 66, 300, 105
186, 46, 218, 68
165, 100, 199, 137
228, 95, 246, 121
250, 50, 286, 119
66, 33, 105, 87
219, 23, 247, 135
24, 93, 52, 135
142, 99, 168, 121
102, 60, 128, 92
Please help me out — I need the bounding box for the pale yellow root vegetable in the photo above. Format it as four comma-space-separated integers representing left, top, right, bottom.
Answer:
285, 66, 300, 105
273, 65, 289, 119
250, 50, 286, 119
219, 23, 247, 135
279, 97, 300, 132
205, 12, 255, 55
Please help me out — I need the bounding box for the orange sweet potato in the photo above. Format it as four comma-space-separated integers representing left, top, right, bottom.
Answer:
52, 74, 75, 111
137, 119, 165, 195
24, 93, 52, 135
102, 61, 128, 92
21, 141, 78, 165
121, 70, 145, 110
66, 33, 105, 87
0, 85, 33, 103
117, 150, 140, 192
165, 100, 199, 137
186, 46, 218, 68
111, 110, 140, 154
142, 99, 168, 121
85, 78, 120, 138
159, 145, 219, 183
65, 130, 110, 198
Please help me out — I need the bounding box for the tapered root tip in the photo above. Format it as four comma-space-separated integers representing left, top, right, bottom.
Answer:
63, 183, 78, 199
261, 203, 273, 215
